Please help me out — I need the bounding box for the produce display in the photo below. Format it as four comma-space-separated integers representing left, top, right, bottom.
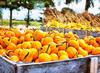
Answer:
0, 28, 100, 63
44, 8, 100, 31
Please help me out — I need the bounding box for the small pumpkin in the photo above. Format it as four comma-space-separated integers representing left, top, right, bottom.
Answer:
41, 37, 53, 46
66, 47, 78, 58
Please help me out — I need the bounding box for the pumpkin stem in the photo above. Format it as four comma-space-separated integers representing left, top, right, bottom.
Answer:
6, 50, 14, 56
76, 52, 78, 58
65, 43, 69, 50
46, 44, 50, 53
23, 51, 29, 60
4, 53, 10, 59
38, 48, 41, 56
56, 41, 66, 47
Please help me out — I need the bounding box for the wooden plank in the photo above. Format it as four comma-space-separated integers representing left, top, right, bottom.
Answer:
90, 57, 98, 73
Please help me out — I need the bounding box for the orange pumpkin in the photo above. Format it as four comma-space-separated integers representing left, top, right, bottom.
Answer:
86, 45, 95, 53
96, 37, 100, 45
66, 47, 78, 58
10, 56, 19, 62
31, 41, 42, 50
40, 45, 51, 54
58, 50, 68, 57
4, 31, 15, 38
57, 43, 67, 51
12, 29, 22, 38
18, 36, 25, 44
6, 43, 17, 51
92, 47, 100, 55
21, 42, 31, 49
84, 36, 99, 47
35, 59, 39, 63
65, 32, 77, 42
34, 30, 45, 41
41, 37, 53, 46
67, 40, 79, 50
23, 49, 38, 62
50, 42, 58, 54
54, 36, 66, 44
78, 39, 88, 50
39, 53, 51, 62
24, 33, 33, 41
0, 49, 6, 56
10, 37, 18, 45
17, 44, 22, 49
59, 55, 69, 60
78, 47, 88, 57
50, 53, 58, 61
19, 49, 29, 61
29, 48, 38, 60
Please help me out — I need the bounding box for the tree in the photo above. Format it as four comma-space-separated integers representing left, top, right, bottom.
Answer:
66, 0, 94, 11
85, 0, 94, 11
0, 8, 3, 25
22, 0, 35, 27
24, 0, 54, 27
0, 0, 54, 27
0, 0, 19, 27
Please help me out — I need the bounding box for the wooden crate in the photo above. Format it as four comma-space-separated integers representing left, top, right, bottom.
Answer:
0, 56, 16, 73
17, 58, 91, 73
0, 56, 91, 73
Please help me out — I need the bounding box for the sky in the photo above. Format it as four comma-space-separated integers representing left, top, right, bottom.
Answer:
2, 0, 100, 20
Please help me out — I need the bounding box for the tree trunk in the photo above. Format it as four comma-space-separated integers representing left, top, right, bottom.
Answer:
9, 8, 13, 28
26, 9, 30, 28
1, 18, 3, 25
85, 0, 94, 11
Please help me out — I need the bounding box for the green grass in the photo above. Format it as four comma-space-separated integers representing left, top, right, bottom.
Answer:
0, 20, 42, 27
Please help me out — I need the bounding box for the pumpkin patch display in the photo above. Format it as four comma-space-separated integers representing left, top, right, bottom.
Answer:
0, 28, 100, 63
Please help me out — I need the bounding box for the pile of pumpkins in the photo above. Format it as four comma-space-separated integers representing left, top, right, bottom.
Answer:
0, 28, 100, 63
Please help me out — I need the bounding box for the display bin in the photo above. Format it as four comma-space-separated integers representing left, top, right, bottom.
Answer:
0, 27, 100, 73
0, 55, 91, 73
95, 56, 100, 73
0, 56, 16, 73
17, 58, 91, 73
40, 27, 100, 38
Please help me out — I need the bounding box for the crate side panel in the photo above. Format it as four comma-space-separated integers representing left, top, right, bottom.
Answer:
17, 58, 90, 73
0, 57, 16, 73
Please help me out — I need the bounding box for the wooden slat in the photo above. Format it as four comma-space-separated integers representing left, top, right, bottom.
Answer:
90, 57, 98, 73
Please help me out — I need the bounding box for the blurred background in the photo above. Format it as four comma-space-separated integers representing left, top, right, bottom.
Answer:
0, 0, 100, 28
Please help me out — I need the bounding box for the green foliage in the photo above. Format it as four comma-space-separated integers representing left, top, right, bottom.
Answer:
66, 0, 74, 4
2, 20, 42, 27
43, 0, 54, 7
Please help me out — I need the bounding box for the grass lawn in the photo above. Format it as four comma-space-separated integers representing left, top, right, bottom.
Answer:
0, 20, 42, 28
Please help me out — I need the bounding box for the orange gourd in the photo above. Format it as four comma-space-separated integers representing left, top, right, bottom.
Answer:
41, 37, 53, 46
39, 53, 51, 62
66, 47, 78, 58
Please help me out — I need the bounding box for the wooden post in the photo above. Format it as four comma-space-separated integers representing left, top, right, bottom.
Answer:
90, 57, 98, 73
